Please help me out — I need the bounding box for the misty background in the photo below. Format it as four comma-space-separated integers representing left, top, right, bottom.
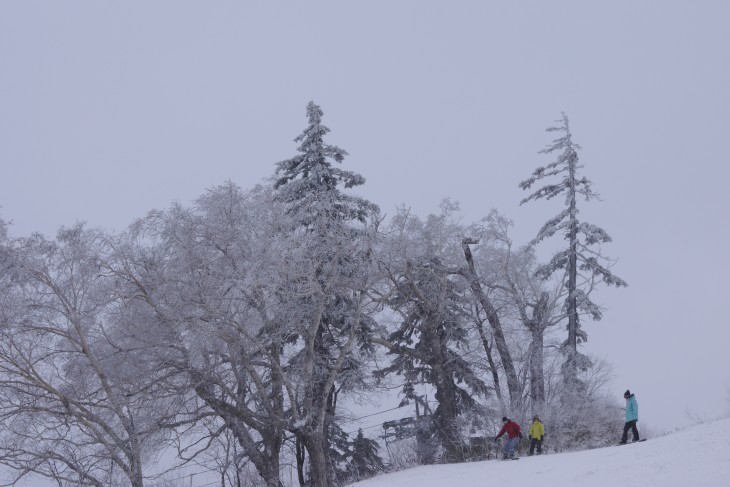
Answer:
1, 0, 729, 433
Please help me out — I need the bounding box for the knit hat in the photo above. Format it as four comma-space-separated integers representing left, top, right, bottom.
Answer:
502, 417, 508, 422
533, 415, 540, 420
624, 389, 631, 398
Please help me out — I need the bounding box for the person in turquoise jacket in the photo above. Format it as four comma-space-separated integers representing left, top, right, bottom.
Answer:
620, 389, 640, 444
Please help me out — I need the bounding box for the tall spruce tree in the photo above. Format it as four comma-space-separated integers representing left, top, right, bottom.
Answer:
274, 101, 374, 225
519, 114, 627, 389
274, 101, 378, 487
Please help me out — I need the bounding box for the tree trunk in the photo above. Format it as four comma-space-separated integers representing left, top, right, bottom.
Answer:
426, 321, 463, 463
528, 292, 549, 410
265, 345, 285, 487
528, 330, 546, 410
129, 448, 144, 487
565, 160, 580, 387
474, 318, 506, 412
461, 239, 521, 406
432, 375, 463, 462
304, 433, 332, 487
295, 437, 306, 487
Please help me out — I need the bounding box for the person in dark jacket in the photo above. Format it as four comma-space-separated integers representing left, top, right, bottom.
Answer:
495, 417, 522, 459
620, 389, 640, 444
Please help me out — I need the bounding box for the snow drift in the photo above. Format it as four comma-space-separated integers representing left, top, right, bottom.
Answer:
351, 417, 730, 487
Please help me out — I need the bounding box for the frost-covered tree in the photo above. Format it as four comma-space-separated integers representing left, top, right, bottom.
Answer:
374, 205, 488, 463
106, 103, 378, 487
519, 114, 627, 388
464, 210, 563, 413
109, 183, 290, 487
274, 101, 374, 226
274, 101, 379, 487
0, 225, 173, 487
344, 429, 385, 482
459, 236, 521, 408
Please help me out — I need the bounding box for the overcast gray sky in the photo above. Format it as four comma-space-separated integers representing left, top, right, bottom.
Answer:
1, 1, 729, 432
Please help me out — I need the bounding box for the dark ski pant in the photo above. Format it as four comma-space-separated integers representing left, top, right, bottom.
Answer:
621, 420, 639, 443
529, 438, 542, 455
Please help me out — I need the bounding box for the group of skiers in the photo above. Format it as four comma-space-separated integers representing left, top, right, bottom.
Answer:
494, 415, 544, 459
494, 389, 640, 459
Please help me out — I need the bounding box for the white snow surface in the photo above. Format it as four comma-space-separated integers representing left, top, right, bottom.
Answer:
350, 418, 730, 487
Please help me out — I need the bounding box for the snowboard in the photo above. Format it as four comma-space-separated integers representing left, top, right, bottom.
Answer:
618, 439, 647, 446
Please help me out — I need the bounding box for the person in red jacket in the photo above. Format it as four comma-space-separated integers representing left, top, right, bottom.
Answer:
495, 417, 523, 459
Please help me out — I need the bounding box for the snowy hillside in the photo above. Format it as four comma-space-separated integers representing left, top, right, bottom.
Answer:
351, 418, 730, 487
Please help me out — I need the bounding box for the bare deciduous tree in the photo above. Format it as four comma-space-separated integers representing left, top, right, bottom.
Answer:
107, 184, 290, 487
467, 211, 563, 413
0, 225, 172, 487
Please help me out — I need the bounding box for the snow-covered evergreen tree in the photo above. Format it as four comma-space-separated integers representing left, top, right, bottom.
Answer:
519, 113, 627, 389
274, 101, 379, 487
274, 101, 375, 226
374, 206, 488, 463
344, 429, 385, 482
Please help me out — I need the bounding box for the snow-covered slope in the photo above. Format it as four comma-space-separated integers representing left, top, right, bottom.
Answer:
351, 417, 730, 487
